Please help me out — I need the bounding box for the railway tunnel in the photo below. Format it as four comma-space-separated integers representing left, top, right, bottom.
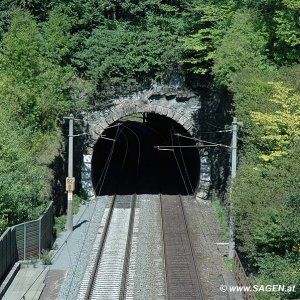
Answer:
91, 113, 200, 195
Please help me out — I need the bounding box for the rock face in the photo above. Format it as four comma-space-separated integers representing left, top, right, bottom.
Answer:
82, 82, 231, 199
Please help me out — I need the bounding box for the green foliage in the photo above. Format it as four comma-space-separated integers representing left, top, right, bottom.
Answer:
250, 82, 300, 161
54, 215, 67, 237
181, 0, 234, 74
72, 194, 85, 215
41, 9, 74, 63
212, 198, 230, 240
41, 249, 52, 265
254, 253, 300, 299
0, 108, 49, 233
17, 0, 58, 20
242, 0, 300, 64
224, 257, 233, 271
213, 10, 269, 86
0, 0, 17, 41
76, 22, 180, 100
0, 11, 74, 131
232, 142, 300, 265
0, 10, 79, 234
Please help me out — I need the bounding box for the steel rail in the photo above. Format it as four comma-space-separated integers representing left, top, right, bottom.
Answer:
160, 194, 205, 300
83, 194, 117, 300
159, 194, 169, 299
178, 194, 205, 300
81, 194, 136, 300
120, 194, 137, 299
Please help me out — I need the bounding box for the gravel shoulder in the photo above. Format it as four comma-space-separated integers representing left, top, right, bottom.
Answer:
182, 196, 230, 300
54, 196, 112, 300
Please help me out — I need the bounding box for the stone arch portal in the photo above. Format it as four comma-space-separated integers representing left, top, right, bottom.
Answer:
82, 89, 210, 197
88, 102, 195, 143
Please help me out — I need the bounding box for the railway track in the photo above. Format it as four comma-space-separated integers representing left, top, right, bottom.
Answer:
77, 194, 205, 300
77, 194, 136, 300
160, 194, 205, 300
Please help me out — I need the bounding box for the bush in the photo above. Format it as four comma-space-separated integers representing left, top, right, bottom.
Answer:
41, 249, 52, 265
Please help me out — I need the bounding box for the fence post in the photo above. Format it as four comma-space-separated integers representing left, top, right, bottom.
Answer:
23, 223, 26, 261
38, 218, 42, 260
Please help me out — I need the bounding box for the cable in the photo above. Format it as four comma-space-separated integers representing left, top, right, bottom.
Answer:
121, 123, 141, 177
198, 129, 232, 134
93, 127, 120, 192
120, 128, 129, 169
122, 120, 163, 139
175, 133, 195, 194
205, 121, 227, 130
175, 133, 231, 148
170, 124, 194, 194
92, 126, 122, 193
171, 132, 189, 195
96, 127, 121, 195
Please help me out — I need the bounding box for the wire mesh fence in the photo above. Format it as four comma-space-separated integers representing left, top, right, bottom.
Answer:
0, 202, 54, 283
233, 251, 256, 300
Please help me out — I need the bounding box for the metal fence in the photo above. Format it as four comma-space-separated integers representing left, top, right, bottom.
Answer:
233, 251, 256, 300
0, 202, 54, 283
0, 228, 16, 284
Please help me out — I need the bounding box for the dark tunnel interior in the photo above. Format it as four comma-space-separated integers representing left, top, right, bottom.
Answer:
91, 113, 200, 195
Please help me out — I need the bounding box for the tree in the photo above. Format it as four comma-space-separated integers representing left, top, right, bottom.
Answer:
75, 22, 180, 100
236, 0, 300, 64
0, 11, 74, 131
250, 82, 300, 161
0, 107, 49, 234
181, 0, 234, 75
0, 0, 17, 41
213, 10, 268, 86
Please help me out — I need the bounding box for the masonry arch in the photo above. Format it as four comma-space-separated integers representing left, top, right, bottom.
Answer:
86, 102, 200, 195
88, 102, 195, 140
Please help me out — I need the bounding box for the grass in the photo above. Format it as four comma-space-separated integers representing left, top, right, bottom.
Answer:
53, 194, 85, 236
224, 256, 233, 271
211, 198, 234, 271
211, 198, 230, 240
54, 214, 67, 237
41, 249, 52, 265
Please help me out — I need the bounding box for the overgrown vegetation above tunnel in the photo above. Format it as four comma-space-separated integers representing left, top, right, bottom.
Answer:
0, 1, 299, 298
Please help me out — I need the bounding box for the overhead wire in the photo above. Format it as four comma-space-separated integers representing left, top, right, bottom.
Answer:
170, 124, 194, 194
197, 129, 232, 134
171, 131, 189, 195
120, 128, 129, 169
93, 126, 122, 193
204, 121, 227, 130
175, 133, 231, 148
175, 131, 195, 194
121, 123, 141, 176
117, 118, 176, 149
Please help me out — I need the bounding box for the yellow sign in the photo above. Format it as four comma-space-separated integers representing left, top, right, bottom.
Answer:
66, 177, 75, 192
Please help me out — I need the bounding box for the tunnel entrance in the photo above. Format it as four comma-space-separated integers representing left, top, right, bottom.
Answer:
91, 113, 200, 195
